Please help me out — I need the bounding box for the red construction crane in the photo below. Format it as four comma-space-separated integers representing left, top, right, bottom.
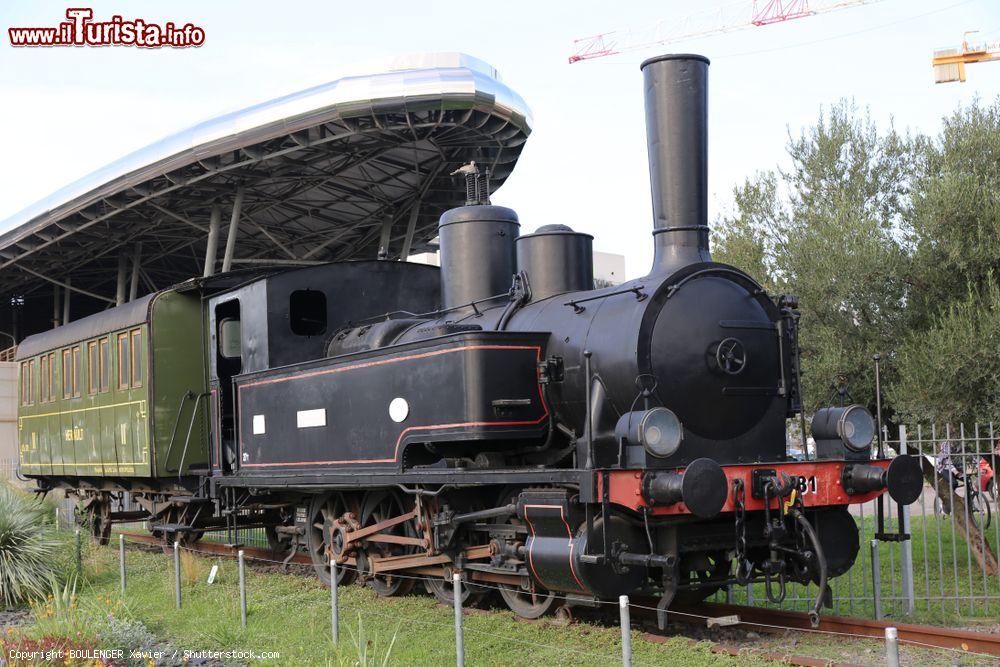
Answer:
568, 0, 878, 64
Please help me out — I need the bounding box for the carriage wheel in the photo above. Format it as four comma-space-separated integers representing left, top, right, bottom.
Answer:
360, 490, 417, 597
306, 493, 358, 587
86, 495, 112, 545
498, 581, 556, 619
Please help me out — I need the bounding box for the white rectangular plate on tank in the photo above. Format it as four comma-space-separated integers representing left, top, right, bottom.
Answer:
297, 408, 326, 428
252, 414, 266, 435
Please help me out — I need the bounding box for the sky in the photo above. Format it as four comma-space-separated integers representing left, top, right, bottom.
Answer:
0, 0, 997, 278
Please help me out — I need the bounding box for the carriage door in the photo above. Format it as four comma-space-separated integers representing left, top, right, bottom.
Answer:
213, 299, 242, 473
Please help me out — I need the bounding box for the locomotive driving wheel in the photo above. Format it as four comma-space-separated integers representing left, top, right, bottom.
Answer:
306, 493, 358, 587
494, 486, 556, 619
425, 568, 487, 607
674, 550, 731, 604
498, 580, 556, 619
359, 490, 417, 597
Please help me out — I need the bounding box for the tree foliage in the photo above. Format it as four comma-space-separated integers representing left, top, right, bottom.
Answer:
713, 97, 1000, 422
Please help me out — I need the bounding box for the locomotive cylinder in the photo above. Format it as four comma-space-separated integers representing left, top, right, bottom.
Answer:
438, 205, 519, 310
640, 54, 711, 273
516, 224, 594, 301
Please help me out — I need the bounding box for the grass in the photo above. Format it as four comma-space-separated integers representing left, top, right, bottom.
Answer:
3, 524, 995, 666
19, 542, 779, 666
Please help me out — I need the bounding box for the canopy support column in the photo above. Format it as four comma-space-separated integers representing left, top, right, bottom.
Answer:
129, 242, 142, 302
400, 201, 421, 260
62, 278, 71, 324
378, 216, 393, 259
221, 187, 245, 274
116, 254, 128, 305
203, 205, 222, 277
52, 285, 60, 328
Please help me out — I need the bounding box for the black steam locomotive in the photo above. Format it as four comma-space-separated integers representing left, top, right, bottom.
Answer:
18, 54, 922, 626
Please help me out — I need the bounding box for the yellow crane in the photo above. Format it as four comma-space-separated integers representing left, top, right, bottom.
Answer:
933, 31, 1000, 83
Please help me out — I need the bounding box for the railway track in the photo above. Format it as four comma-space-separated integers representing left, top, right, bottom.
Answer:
118, 532, 1000, 660
669, 601, 1000, 657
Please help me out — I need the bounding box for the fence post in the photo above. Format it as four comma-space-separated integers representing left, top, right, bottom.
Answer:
119, 534, 126, 596
54, 506, 59, 529
453, 572, 464, 667
870, 539, 882, 620
238, 550, 247, 627
620, 595, 632, 667
173, 541, 182, 609
330, 559, 339, 645
885, 627, 900, 667
74, 528, 82, 577
898, 426, 915, 615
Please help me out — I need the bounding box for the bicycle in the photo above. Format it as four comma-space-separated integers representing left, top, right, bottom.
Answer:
933, 463, 992, 531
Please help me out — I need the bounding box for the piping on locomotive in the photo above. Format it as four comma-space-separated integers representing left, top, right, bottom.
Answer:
16, 54, 923, 627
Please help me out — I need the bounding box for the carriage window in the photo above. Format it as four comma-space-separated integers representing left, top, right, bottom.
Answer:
117, 332, 130, 389
99, 339, 109, 392
20, 360, 33, 406
87, 342, 98, 394
62, 349, 72, 399
40, 355, 49, 402
71, 346, 81, 397
130, 329, 143, 388
46, 353, 55, 401
289, 290, 327, 336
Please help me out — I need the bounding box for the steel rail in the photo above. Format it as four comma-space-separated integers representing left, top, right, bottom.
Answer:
119, 531, 314, 566
669, 601, 1000, 657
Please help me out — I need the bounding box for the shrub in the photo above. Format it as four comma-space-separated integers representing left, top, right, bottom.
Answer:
103, 615, 158, 666
0, 484, 64, 608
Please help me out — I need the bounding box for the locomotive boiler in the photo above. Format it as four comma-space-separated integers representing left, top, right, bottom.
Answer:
16, 53, 923, 626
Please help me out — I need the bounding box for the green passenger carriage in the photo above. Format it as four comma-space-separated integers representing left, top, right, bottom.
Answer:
15, 289, 211, 541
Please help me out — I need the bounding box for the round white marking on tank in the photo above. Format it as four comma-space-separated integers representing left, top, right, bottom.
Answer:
389, 397, 409, 423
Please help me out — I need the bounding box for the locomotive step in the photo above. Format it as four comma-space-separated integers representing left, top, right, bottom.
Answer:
109, 510, 152, 522
150, 523, 199, 533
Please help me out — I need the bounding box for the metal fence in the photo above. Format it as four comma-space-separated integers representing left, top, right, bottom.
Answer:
716, 423, 999, 622
5, 424, 998, 624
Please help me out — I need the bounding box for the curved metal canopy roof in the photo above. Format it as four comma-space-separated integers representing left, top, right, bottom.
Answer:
0, 52, 531, 335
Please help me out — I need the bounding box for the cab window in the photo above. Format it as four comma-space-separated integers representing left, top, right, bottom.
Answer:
290, 289, 327, 336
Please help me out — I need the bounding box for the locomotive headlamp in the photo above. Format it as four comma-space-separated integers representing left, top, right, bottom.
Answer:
812, 405, 876, 453
615, 407, 683, 459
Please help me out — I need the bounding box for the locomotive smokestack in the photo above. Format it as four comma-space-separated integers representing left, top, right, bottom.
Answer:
640, 54, 711, 274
